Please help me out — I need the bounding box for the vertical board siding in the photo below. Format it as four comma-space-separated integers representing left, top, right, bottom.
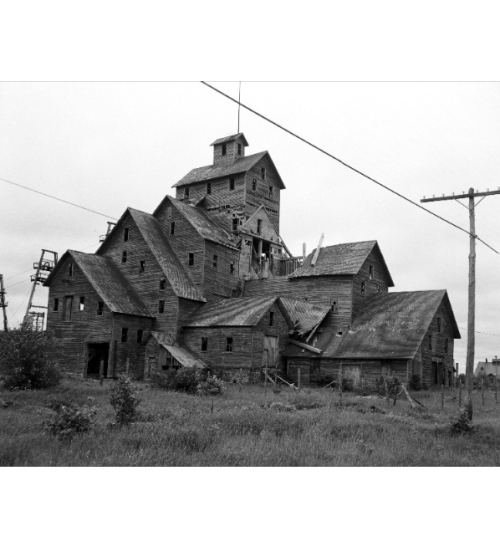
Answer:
203, 241, 240, 302
352, 249, 391, 319
245, 156, 281, 232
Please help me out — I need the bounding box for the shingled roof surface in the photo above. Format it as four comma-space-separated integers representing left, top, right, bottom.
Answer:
128, 208, 206, 302
280, 298, 331, 336
322, 290, 459, 359
167, 199, 238, 249
290, 241, 394, 286
210, 133, 249, 146
183, 296, 282, 327
172, 151, 268, 187
57, 251, 153, 317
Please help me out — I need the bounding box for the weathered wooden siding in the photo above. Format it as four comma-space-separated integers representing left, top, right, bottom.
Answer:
46, 255, 113, 373
244, 156, 281, 232
177, 297, 205, 342
252, 302, 289, 372
213, 136, 246, 166
99, 215, 179, 337
352, 248, 390, 318
203, 241, 240, 302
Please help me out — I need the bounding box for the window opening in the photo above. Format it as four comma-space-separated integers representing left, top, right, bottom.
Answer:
201, 337, 208, 351
170, 222, 175, 235
269, 311, 275, 326
97, 301, 104, 316
69, 263, 73, 277
237, 143, 242, 155
257, 219, 262, 235
124, 227, 129, 242
184, 186, 190, 199
229, 177, 235, 190
158, 300, 165, 313
369, 265, 374, 279
122, 251, 127, 263
53, 298, 59, 312
361, 281, 366, 296
213, 255, 218, 268
139, 260, 145, 273
188, 253, 194, 266
444, 338, 449, 354
428, 334, 432, 350
269, 186, 273, 198
137, 330, 144, 344
207, 182, 211, 195
252, 178, 257, 191
62, 296, 73, 321
230, 262, 235, 274
232, 218, 239, 232
437, 317, 441, 333
159, 278, 166, 290
261, 167, 266, 180
331, 300, 338, 312
79, 296, 85, 311
226, 337, 233, 352
222, 143, 227, 156
121, 328, 128, 343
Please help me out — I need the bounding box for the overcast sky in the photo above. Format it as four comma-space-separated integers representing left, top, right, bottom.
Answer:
1, 81, 499, 368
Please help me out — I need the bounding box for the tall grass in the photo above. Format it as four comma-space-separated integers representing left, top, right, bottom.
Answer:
1, 375, 499, 466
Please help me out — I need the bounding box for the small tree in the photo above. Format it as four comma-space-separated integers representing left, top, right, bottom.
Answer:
0, 326, 61, 389
110, 374, 140, 425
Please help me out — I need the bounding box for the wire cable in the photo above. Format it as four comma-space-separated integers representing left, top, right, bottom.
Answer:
0, 177, 118, 220
201, 81, 498, 255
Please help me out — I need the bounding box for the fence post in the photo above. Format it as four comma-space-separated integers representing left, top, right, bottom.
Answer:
496, 374, 498, 405
99, 358, 104, 386
339, 365, 343, 401
126, 357, 130, 376
239, 368, 242, 393
441, 383, 445, 411
298, 368, 302, 391
264, 363, 268, 396
481, 376, 485, 406
458, 379, 462, 408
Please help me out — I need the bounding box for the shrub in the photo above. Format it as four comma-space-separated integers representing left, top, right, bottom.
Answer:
310, 372, 337, 387
450, 407, 474, 435
110, 374, 141, 426
44, 402, 96, 440
149, 367, 206, 394
375, 375, 401, 397
340, 374, 355, 392
408, 374, 422, 391
197, 374, 225, 396
0, 326, 61, 390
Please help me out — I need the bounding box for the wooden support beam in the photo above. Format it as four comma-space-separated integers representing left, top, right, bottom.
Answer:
311, 233, 324, 267
289, 339, 323, 354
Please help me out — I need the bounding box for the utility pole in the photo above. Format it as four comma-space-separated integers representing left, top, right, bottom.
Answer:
422, 187, 500, 420
0, 274, 8, 331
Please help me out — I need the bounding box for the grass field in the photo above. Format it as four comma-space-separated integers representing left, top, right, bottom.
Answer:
1, 375, 499, 466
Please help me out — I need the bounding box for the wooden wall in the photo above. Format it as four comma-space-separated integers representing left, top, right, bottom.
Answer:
203, 241, 240, 302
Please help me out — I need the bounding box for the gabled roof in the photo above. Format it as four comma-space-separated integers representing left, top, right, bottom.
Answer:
97, 207, 205, 302
239, 204, 280, 242
474, 361, 500, 376
280, 298, 331, 336
183, 296, 292, 328
211, 133, 249, 146
158, 197, 238, 249
44, 251, 154, 318
290, 240, 394, 287
172, 151, 285, 189
322, 290, 460, 360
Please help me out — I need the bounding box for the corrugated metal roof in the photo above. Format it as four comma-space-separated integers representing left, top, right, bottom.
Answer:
280, 298, 331, 336
323, 290, 460, 360
49, 251, 154, 318
172, 151, 285, 189
290, 240, 394, 287
210, 133, 249, 146
128, 208, 206, 302
167, 199, 239, 249
150, 332, 207, 368
183, 296, 280, 327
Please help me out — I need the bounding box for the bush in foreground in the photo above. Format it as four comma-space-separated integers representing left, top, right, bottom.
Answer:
149, 368, 224, 395
44, 402, 96, 441
0, 326, 61, 390
110, 374, 141, 425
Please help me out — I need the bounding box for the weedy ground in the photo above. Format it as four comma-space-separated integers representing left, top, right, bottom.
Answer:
1, 375, 499, 466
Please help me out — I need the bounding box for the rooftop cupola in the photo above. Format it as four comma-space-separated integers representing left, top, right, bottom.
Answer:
210, 133, 249, 167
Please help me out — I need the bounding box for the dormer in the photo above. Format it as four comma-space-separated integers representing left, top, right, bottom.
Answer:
211, 133, 249, 167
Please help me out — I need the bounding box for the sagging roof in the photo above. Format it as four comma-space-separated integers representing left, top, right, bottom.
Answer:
172, 151, 285, 189
164, 197, 239, 249
44, 250, 154, 318
183, 296, 291, 328
290, 240, 394, 287
149, 332, 207, 369
323, 290, 460, 360
280, 298, 331, 336
211, 133, 249, 147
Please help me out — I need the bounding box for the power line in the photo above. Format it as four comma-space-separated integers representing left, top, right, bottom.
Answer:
459, 326, 500, 339
0, 177, 118, 220
201, 81, 498, 255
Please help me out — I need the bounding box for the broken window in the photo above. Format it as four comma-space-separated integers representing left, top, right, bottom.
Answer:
184, 186, 190, 199
252, 178, 257, 191
158, 300, 165, 313
121, 328, 128, 343
230, 262, 235, 274
361, 281, 366, 296
437, 317, 441, 333
226, 337, 233, 352
139, 260, 145, 273
213, 255, 218, 269
207, 182, 212, 195
257, 219, 262, 235
62, 296, 73, 321
53, 298, 59, 312
331, 300, 338, 312
124, 227, 129, 242
79, 296, 85, 311
268, 186, 273, 198
222, 143, 227, 156
68, 263, 73, 277
229, 177, 235, 190
170, 222, 175, 235
137, 330, 144, 343
369, 265, 374, 279
237, 143, 242, 155
122, 251, 127, 263
269, 311, 275, 326
201, 337, 208, 351
232, 218, 239, 232
159, 278, 166, 290
97, 301, 104, 316
188, 253, 194, 266
261, 167, 266, 180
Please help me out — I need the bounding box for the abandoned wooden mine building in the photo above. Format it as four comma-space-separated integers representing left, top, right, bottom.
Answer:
44, 133, 460, 387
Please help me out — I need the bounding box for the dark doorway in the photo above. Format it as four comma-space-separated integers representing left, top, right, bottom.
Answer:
86, 343, 109, 377
431, 361, 438, 385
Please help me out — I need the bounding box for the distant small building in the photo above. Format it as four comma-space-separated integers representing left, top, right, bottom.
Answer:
474, 358, 500, 377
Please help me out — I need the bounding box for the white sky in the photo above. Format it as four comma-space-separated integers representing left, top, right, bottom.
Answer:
1, 81, 499, 370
